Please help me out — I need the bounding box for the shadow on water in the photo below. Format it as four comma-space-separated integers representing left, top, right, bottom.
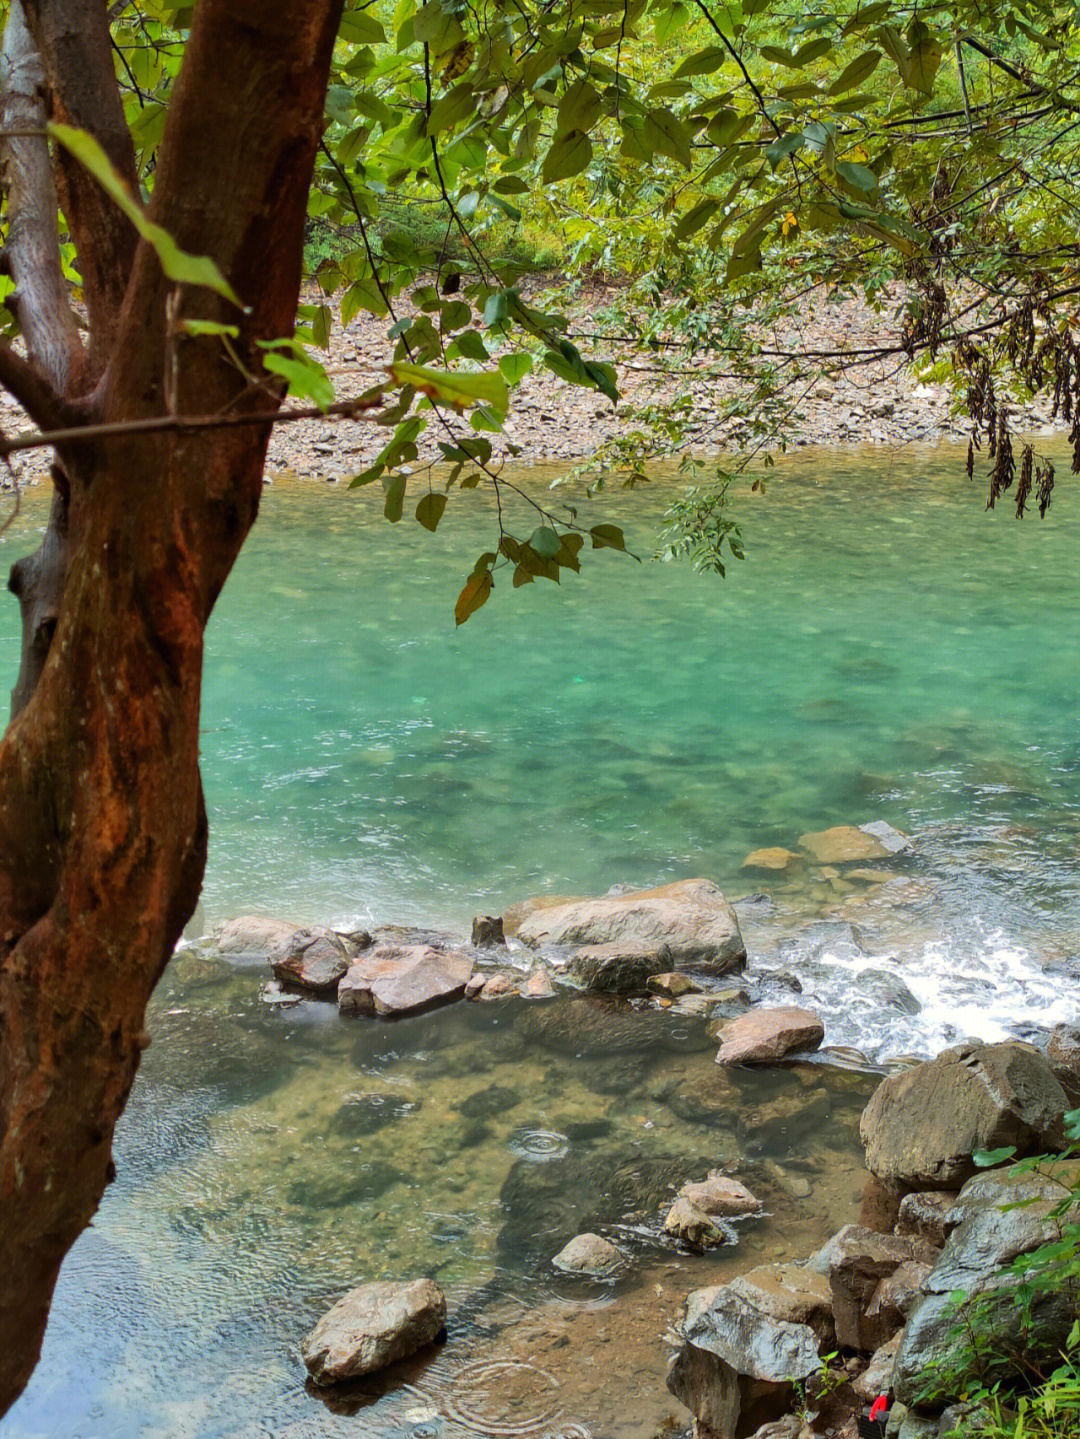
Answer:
2, 954, 875, 1439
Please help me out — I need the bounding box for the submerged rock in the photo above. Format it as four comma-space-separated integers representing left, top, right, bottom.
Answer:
715, 1007, 825, 1066
860, 1041, 1067, 1189
551, 1232, 622, 1275
508, 878, 746, 973
798, 826, 892, 865
338, 945, 473, 1017
302, 1278, 446, 1385
742, 847, 801, 874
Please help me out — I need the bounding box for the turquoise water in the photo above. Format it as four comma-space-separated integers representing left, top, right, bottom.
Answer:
2, 444, 1080, 1438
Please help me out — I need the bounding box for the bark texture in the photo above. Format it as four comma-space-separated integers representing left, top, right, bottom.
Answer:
0, 0, 344, 1415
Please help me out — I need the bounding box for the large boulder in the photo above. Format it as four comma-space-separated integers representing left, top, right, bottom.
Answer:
509, 879, 746, 974
715, 1007, 825, 1066
1048, 1023, 1080, 1104
302, 1278, 446, 1385
338, 945, 473, 1017
823, 1225, 935, 1351
671, 1267, 834, 1439
893, 1165, 1080, 1405
860, 1042, 1067, 1190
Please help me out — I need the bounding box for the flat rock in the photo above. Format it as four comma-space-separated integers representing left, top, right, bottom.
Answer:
338, 945, 474, 1017
742, 848, 801, 874
271, 927, 352, 994
510, 878, 746, 974
860, 1041, 1067, 1189
302, 1278, 446, 1385
551, 1232, 622, 1275
214, 914, 301, 963
716, 1006, 825, 1066
679, 1173, 760, 1217
798, 827, 891, 865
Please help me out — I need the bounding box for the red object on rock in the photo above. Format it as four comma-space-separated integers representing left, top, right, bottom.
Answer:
869, 1396, 889, 1423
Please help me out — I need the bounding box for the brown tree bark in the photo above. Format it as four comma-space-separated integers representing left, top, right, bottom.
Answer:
0, 0, 344, 1415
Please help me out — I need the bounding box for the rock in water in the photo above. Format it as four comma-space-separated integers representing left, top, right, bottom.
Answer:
551, 1232, 622, 1275
213, 914, 302, 963
508, 878, 746, 973
338, 945, 473, 1017
272, 927, 352, 994
798, 826, 892, 865
860, 1041, 1067, 1189
715, 1007, 825, 1065
569, 941, 668, 993
471, 914, 505, 947
678, 1173, 760, 1216
741, 848, 801, 874
302, 1278, 446, 1385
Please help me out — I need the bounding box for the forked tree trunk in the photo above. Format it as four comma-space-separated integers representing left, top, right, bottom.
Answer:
0, 0, 344, 1414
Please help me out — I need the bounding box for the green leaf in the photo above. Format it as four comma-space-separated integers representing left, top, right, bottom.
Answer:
259, 350, 335, 410
416, 492, 447, 531
49, 122, 244, 308
835, 159, 877, 194
412, 2, 465, 50
384, 473, 407, 522
972, 1146, 1017, 1168
426, 81, 475, 134
455, 568, 493, 624
828, 49, 881, 94
338, 9, 387, 44
178, 319, 240, 338
542, 128, 593, 183
529, 526, 562, 558
674, 45, 726, 77
675, 197, 721, 240
498, 352, 533, 384
591, 523, 626, 551
766, 133, 803, 169
654, 2, 689, 42
387, 361, 509, 412
557, 79, 601, 136
642, 108, 692, 168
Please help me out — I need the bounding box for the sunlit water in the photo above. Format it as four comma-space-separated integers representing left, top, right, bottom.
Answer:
1, 443, 1079, 1436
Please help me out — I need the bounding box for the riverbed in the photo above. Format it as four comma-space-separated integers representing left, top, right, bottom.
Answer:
0, 445, 1077, 1437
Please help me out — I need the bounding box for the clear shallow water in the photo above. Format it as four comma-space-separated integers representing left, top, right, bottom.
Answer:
1, 443, 1080, 1436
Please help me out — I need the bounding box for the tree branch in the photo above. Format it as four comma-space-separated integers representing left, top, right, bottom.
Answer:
21, 0, 139, 374
0, 344, 69, 432
0, 0, 85, 398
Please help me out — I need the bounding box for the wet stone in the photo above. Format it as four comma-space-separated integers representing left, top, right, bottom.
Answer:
570, 941, 668, 993
551, 1232, 622, 1275
471, 914, 506, 947
716, 1007, 826, 1066
302, 1277, 446, 1385
648, 971, 703, 999
798, 826, 892, 865
338, 945, 474, 1018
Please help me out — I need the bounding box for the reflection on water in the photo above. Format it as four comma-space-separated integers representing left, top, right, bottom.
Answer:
3, 954, 874, 1439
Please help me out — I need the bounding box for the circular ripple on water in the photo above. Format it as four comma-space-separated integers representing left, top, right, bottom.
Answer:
507, 1129, 569, 1162
544, 1425, 592, 1439
444, 1359, 562, 1436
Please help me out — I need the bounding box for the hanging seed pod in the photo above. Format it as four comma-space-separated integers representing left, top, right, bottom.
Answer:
1016, 446, 1033, 518
1037, 460, 1055, 518
966, 439, 975, 480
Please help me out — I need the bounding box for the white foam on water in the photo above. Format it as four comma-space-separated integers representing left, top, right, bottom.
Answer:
800, 919, 1078, 1062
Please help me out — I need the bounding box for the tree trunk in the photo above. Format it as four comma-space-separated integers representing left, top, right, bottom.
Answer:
0, 0, 344, 1414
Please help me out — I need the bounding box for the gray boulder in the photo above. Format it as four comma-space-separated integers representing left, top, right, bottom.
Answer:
338, 945, 473, 1017
893, 1166, 1080, 1405
569, 941, 669, 992
213, 914, 302, 963
682, 1266, 834, 1382
861, 1042, 1067, 1189
1048, 1023, 1080, 1104
302, 1278, 445, 1385
509, 878, 746, 974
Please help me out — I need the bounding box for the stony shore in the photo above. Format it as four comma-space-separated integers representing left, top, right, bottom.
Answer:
0, 281, 1064, 492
